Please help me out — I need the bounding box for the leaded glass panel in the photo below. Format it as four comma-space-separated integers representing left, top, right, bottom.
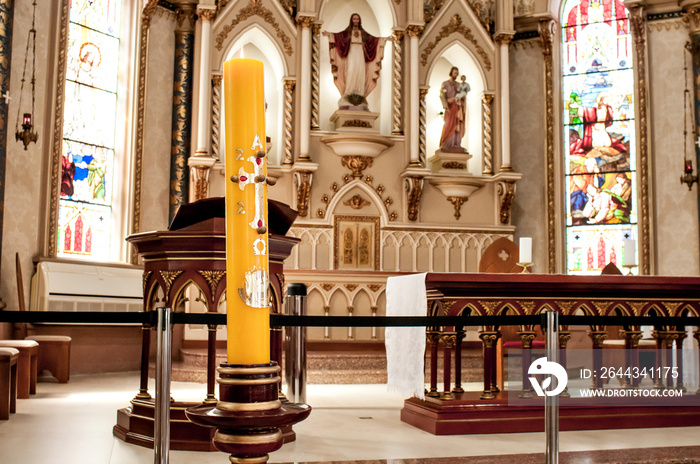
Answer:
66, 22, 120, 92
561, 0, 638, 274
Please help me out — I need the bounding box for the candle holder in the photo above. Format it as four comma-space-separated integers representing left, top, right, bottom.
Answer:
186, 362, 311, 464
622, 264, 635, 276
517, 262, 532, 274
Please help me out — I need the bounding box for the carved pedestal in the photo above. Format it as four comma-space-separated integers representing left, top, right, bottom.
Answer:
186, 363, 311, 464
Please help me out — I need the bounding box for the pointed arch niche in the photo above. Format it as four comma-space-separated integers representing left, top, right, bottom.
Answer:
318, 0, 396, 134
425, 43, 486, 173
219, 27, 287, 166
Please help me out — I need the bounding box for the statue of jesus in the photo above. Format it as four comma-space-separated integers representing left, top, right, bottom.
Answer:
322, 13, 392, 110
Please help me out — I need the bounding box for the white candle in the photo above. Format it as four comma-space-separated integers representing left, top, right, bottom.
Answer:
623, 239, 636, 267
519, 237, 532, 264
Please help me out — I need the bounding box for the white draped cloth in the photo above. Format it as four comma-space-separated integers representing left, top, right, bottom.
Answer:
385, 273, 427, 400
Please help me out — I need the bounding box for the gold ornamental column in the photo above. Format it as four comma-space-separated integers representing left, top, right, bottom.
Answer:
168, 6, 196, 222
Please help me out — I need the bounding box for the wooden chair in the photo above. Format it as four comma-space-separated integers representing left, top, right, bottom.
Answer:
16, 253, 72, 383
0, 348, 19, 420
0, 340, 38, 397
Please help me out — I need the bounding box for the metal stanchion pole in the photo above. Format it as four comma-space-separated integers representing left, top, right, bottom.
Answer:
285, 283, 307, 404
545, 310, 559, 464
154, 307, 172, 464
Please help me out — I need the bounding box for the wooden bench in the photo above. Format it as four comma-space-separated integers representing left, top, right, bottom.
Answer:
0, 340, 38, 398
24, 336, 71, 383
0, 348, 19, 420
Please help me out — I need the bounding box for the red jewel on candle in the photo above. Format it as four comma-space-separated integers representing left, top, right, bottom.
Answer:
258, 220, 263, 227
240, 175, 247, 181
256, 158, 261, 165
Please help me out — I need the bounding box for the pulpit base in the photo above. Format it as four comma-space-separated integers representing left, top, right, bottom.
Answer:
401, 391, 700, 435
113, 398, 296, 451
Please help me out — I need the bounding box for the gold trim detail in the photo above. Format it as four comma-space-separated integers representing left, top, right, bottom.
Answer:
419, 87, 429, 166
160, 270, 183, 294
218, 365, 281, 375
447, 196, 468, 220
228, 456, 270, 464
498, 180, 516, 225
198, 270, 225, 296
343, 195, 371, 210
405, 176, 424, 222
217, 375, 281, 385
130, 0, 161, 264
392, 30, 404, 135
442, 161, 465, 169
539, 19, 556, 274
193, 165, 210, 201
421, 15, 491, 71
333, 215, 381, 270
214, 429, 282, 445
481, 94, 494, 175
311, 23, 321, 130
405, 24, 424, 38
48, 0, 71, 258
142, 271, 152, 294
211, 74, 223, 160
293, 170, 313, 217
283, 79, 295, 164
216, 399, 281, 411
215, 0, 293, 56
341, 155, 373, 180
629, 6, 651, 275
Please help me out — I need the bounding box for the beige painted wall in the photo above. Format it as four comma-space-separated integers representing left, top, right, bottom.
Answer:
509, 40, 548, 273
647, 19, 700, 276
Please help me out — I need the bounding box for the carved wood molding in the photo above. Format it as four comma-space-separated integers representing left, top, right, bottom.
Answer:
421, 15, 491, 70
215, 0, 293, 56
498, 180, 516, 224
405, 176, 424, 222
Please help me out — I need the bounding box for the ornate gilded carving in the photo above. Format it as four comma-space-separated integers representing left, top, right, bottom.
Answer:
142, 271, 152, 294
441, 300, 457, 315
211, 75, 223, 160
628, 301, 646, 316
192, 165, 210, 201
662, 301, 682, 316
555, 300, 575, 315
592, 301, 612, 316
520, 301, 535, 315
311, 23, 321, 130
447, 196, 468, 220
320, 283, 335, 291
215, 0, 293, 56
442, 161, 466, 169
405, 176, 424, 221
341, 155, 373, 179
198, 270, 225, 296
441, 333, 457, 349
498, 180, 516, 224
345, 284, 358, 291
588, 330, 608, 348
392, 30, 404, 135
343, 195, 371, 210
518, 331, 536, 348
481, 93, 494, 175
293, 170, 312, 217
198, 8, 217, 22
405, 24, 424, 38
629, 6, 650, 275
478, 300, 499, 316
296, 15, 314, 28
279, 0, 296, 19
558, 332, 572, 348
421, 15, 491, 71
683, 7, 700, 32
479, 331, 499, 348
49, 0, 72, 258
283, 80, 295, 164
160, 270, 184, 294
169, 31, 195, 223
175, 6, 197, 29
419, 88, 429, 166
539, 18, 556, 273
620, 330, 643, 348
343, 119, 372, 128
368, 284, 382, 292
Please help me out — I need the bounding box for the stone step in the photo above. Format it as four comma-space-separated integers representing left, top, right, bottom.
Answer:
169, 348, 488, 385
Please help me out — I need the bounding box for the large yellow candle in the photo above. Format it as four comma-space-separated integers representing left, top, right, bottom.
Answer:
224, 58, 270, 364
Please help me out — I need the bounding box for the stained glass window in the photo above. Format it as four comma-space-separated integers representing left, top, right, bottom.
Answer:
561, 0, 638, 275
58, 0, 122, 260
